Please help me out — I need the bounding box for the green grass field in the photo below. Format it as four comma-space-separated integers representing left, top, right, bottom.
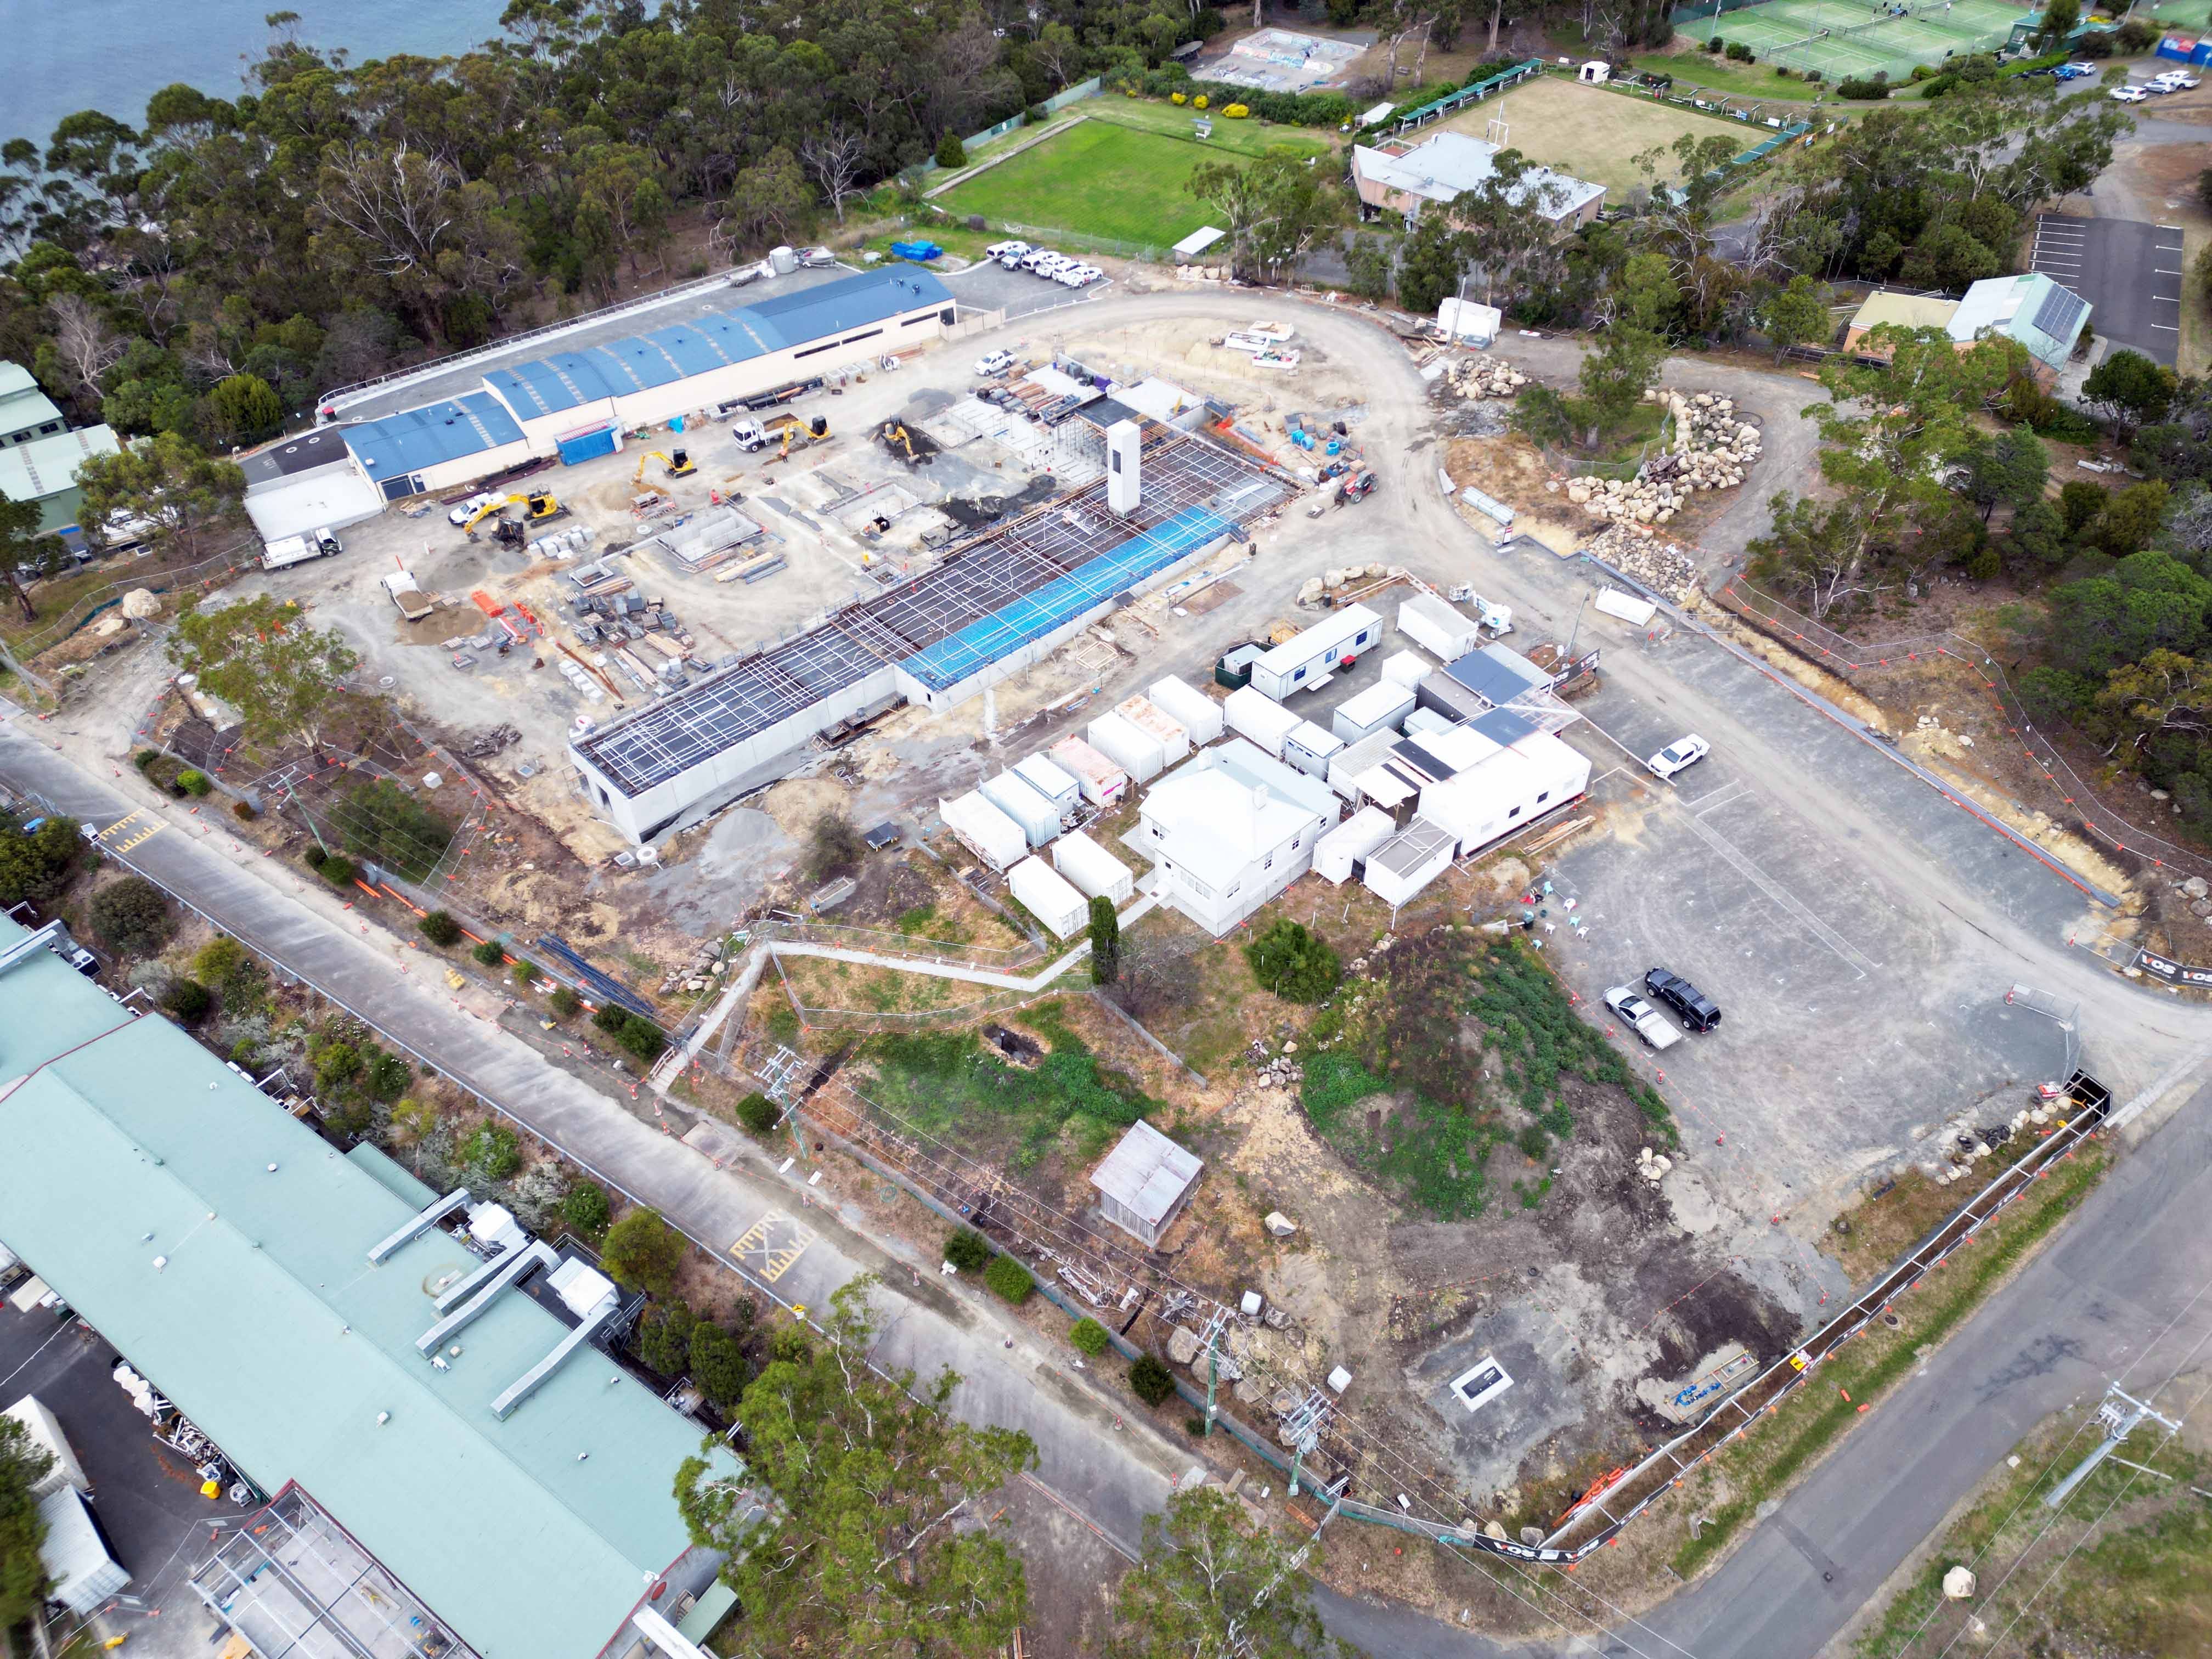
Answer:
938, 111, 1335, 250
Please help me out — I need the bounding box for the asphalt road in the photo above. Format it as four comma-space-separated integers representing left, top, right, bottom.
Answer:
2030, 213, 2183, 368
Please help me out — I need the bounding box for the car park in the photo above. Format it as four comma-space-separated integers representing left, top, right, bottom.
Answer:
1646, 733, 1710, 780
1644, 968, 1722, 1032
974, 348, 1015, 377
1602, 985, 1682, 1051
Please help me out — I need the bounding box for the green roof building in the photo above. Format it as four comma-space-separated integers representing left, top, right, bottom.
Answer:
0, 362, 67, 447
1948, 272, 2090, 384
0, 360, 119, 534
0, 916, 742, 1659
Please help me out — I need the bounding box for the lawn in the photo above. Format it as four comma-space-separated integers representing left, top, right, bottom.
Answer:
938, 112, 1336, 251
1434, 74, 1770, 191
1630, 52, 1830, 100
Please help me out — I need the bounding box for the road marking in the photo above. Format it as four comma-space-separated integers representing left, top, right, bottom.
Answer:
98, 809, 166, 853
1670, 802, 1881, 979
2156, 268, 2183, 275
2152, 324, 2181, 332
730, 1210, 814, 1283
1684, 782, 1749, 816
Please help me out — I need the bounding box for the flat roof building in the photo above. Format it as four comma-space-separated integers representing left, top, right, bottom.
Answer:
1090, 1121, 1203, 1248
1351, 133, 1604, 230
0, 361, 66, 448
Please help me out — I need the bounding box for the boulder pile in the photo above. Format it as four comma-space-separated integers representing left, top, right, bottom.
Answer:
658, 936, 730, 995
1584, 524, 1698, 603
1296, 561, 1391, 606
1564, 391, 1761, 524
1635, 1145, 1675, 1186
1450, 354, 1530, 399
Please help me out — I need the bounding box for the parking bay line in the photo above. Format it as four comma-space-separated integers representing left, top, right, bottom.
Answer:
1667, 799, 1881, 980
730, 1210, 814, 1283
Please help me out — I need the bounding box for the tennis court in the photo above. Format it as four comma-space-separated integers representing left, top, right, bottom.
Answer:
1680, 0, 2032, 81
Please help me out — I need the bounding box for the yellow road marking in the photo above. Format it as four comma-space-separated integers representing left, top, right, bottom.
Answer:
98, 809, 166, 852
729, 1210, 814, 1283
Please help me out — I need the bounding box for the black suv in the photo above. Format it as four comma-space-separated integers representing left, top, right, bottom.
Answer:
1644, 968, 1721, 1032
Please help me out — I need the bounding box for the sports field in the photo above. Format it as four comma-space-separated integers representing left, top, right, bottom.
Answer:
1435, 74, 1759, 190
1691, 0, 2032, 82
938, 112, 1335, 251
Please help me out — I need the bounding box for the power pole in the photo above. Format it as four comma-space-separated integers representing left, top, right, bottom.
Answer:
1283, 1389, 1329, 1498
2044, 1383, 2182, 1510
1200, 1305, 1232, 1437
760, 1043, 809, 1162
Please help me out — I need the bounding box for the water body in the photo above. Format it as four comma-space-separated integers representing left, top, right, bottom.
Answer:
8, 0, 514, 145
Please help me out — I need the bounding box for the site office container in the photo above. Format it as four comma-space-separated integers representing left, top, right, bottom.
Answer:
1087, 710, 1165, 782
1398, 594, 1481, 662
979, 772, 1062, 848
1147, 675, 1226, 742
1048, 737, 1130, 806
1115, 696, 1192, 767
1013, 753, 1082, 825
1415, 733, 1591, 856
1282, 720, 1343, 780
939, 791, 1027, 871
1245, 603, 1383, 699
1312, 805, 1396, 884
1051, 830, 1135, 904
1008, 855, 1089, 939
1331, 681, 1416, 745
1380, 649, 1430, 691
1223, 685, 1303, 758
1362, 819, 1457, 907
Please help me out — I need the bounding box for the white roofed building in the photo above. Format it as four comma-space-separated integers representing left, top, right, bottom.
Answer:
1350, 132, 1604, 230
1133, 746, 1333, 935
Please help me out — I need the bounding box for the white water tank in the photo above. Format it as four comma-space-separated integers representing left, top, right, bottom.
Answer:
770, 245, 799, 274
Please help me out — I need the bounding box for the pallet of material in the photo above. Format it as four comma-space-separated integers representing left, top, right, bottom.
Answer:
715, 550, 787, 584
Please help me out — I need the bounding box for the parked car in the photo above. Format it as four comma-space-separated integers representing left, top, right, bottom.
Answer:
1031, 254, 1071, 277
447, 490, 496, 526
2143, 77, 2179, 93
1053, 265, 1094, 287
975, 348, 1015, 377
996, 244, 1031, 268
1603, 985, 1682, 1051
1644, 968, 1722, 1032
2110, 85, 2148, 102
984, 240, 1027, 261
1017, 249, 1057, 272
2164, 72, 2202, 88
1646, 733, 1710, 780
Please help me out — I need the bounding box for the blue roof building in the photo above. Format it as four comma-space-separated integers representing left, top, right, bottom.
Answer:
342, 392, 530, 486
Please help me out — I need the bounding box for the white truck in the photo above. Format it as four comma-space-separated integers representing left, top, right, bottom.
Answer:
381, 567, 436, 622
260, 527, 344, 571
1604, 985, 1681, 1051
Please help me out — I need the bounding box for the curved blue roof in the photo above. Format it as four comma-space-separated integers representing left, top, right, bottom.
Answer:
344, 391, 524, 477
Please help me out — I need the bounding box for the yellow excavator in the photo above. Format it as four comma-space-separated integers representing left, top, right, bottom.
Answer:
462, 491, 565, 539
633, 448, 696, 484
877, 420, 918, 464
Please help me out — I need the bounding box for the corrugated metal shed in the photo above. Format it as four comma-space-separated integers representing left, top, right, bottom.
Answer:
343, 392, 525, 478
1090, 1121, 1203, 1248
37, 1486, 127, 1615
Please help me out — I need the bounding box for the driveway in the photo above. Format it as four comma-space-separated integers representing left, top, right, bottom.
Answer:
2031, 213, 2183, 366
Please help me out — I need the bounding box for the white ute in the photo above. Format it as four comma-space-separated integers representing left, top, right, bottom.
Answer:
975, 348, 1015, 377
1604, 986, 1682, 1051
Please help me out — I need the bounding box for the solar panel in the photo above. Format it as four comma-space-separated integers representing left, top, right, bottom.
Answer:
1470, 707, 1537, 747
2032, 283, 2086, 346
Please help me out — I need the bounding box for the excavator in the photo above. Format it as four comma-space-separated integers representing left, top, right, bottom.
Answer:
877, 420, 919, 465
772, 415, 829, 461
633, 448, 696, 484
461, 491, 566, 540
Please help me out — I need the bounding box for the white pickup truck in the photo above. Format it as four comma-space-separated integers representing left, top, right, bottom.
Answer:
1604, 985, 1681, 1051
261, 527, 344, 571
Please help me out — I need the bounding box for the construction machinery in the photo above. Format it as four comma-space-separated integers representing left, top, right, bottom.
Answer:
462, 492, 566, 538
634, 449, 695, 484
877, 420, 918, 464
766, 414, 829, 460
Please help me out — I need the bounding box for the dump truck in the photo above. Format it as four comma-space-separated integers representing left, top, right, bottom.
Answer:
381, 567, 437, 622
260, 527, 344, 571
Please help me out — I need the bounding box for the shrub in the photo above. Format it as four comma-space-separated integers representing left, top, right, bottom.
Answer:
934, 129, 966, 168
984, 1254, 1034, 1304
303, 844, 327, 869
333, 777, 453, 882
314, 1041, 362, 1086
548, 985, 580, 1019
736, 1091, 780, 1135
418, 910, 464, 947
318, 855, 357, 887
805, 811, 867, 881
192, 935, 245, 986
1128, 1353, 1177, 1407
161, 978, 212, 1020
944, 1228, 992, 1271
616, 1019, 667, 1064
592, 1003, 631, 1034
1070, 1317, 1111, 1356
464, 1122, 522, 1179
89, 876, 171, 953
1185, 1415, 1208, 1436
1243, 919, 1341, 1003
473, 939, 506, 967
1836, 76, 1890, 98
175, 769, 212, 796
510, 958, 538, 984
2115, 16, 2156, 50
635, 1301, 696, 1375
1803, 67, 1821, 81
133, 749, 157, 771
231, 799, 257, 821
1725, 40, 1753, 60
562, 1182, 611, 1238
2074, 30, 2111, 57
600, 1208, 684, 1295
1705, 34, 1724, 50
365, 1048, 410, 1102
1516, 1122, 1550, 1160
690, 1321, 751, 1407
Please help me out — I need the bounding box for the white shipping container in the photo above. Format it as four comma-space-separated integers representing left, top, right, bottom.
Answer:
1147, 675, 1225, 742
980, 772, 1062, 848
1313, 806, 1397, 883
1052, 830, 1135, 904
1013, 753, 1081, 823
1380, 649, 1430, 690
1328, 729, 1402, 800
1332, 682, 1417, 744
1008, 856, 1089, 939
939, 791, 1028, 871
1363, 820, 1457, 907
1398, 595, 1481, 663
1116, 697, 1191, 766
1087, 711, 1165, 782
1223, 685, 1303, 758
2, 1398, 89, 1497
1404, 706, 1456, 737
1282, 720, 1343, 779
1247, 603, 1384, 699
1048, 737, 1129, 806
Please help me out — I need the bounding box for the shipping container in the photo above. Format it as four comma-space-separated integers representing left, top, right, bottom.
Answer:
1363, 819, 1457, 907
1147, 675, 1225, 743
1332, 682, 1417, 744
1087, 710, 1165, 782
1398, 594, 1481, 662
1282, 720, 1343, 779
980, 772, 1062, 848
1008, 856, 1089, 939
1052, 830, 1135, 904
1313, 806, 1397, 883
1246, 603, 1383, 699
2, 1398, 89, 1497
939, 791, 1027, 871
1048, 737, 1129, 806
1380, 649, 1430, 691
1013, 753, 1081, 825
1404, 706, 1456, 737
1223, 685, 1303, 758
1116, 696, 1191, 766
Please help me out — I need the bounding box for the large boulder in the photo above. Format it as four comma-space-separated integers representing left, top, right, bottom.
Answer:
120, 588, 160, 619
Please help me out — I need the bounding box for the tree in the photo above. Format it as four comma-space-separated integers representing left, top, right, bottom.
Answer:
799, 127, 868, 223
74, 432, 247, 558
2045, 550, 2212, 678
674, 1276, 1037, 1656
689, 1321, 752, 1407
1571, 325, 1667, 449
90, 875, 172, 953
1745, 494, 1882, 619
2084, 349, 2179, 439
0, 1415, 54, 1626
2085, 481, 2171, 558
2032, 0, 2080, 53
1127, 1352, 1177, 1406
1391, 215, 1465, 318
0, 813, 81, 905
1088, 895, 1120, 985
943, 1228, 992, 1271
1243, 920, 1340, 1002
636, 1300, 698, 1376
1187, 151, 1342, 282
984, 1255, 1034, 1304
601, 1207, 685, 1296
167, 595, 357, 756
1956, 427, 2050, 522
419, 910, 464, 947
1343, 234, 1391, 304
162, 978, 213, 1020
0, 488, 67, 622
562, 1181, 611, 1238
721, 146, 814, 255
208, 372, 284, 446
934, 130, 967, 170
1108, 1487, 1327, 1659
806, 810, 867, 881
43, 292, 124, 403
1758, 275, 1830, 364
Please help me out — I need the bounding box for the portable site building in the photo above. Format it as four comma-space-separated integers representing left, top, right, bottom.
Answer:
1363, 820, 1458, 908
3, 1397, 88, 1498
1381, 649, 1430, 691
1053, 830, 1135, 904
1049, 737, 1129, 806
940, 791, 1028, 871
1328, 729, 1402, 800
1333, 682, 1417, 745
1417, 731, 1590, 856
1224, 685, 1303, 758
1313, 806, 1396, 884
1116, 697, 1191, 767
1008, 856, 1088, 940
1246, 603, 1383, 699
38, 1487, 127, 1617
1013, 753, 1081, 825
1147, 675, 1224, 742
1283, 720, 1344, 779
1088, 710, 1165, 782
1404, 707, 1455, 737
980, 772, 1062, 848
1399, 594, 1482, 663
1090, 1120, 1203, 1248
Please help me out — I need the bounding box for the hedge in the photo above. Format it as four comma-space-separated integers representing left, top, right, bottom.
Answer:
984, 1255, 1034, 1305
944, 1228, 992, 1271
1070, 1317, 1110, 1356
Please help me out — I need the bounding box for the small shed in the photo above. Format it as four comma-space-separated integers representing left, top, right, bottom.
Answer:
1313, 806, 1396, 884
1173, 226, 1228, 259
1333, 682, 1417, 744
1283, 720, 1344, 779
1577, 59, 1610, 83
1091, 1120, 1203, 1248
1052, 830, 1135, 905
37, 1486, 127, 1616
1148, 675, 1226, 742
1364, 819, 1458, 908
